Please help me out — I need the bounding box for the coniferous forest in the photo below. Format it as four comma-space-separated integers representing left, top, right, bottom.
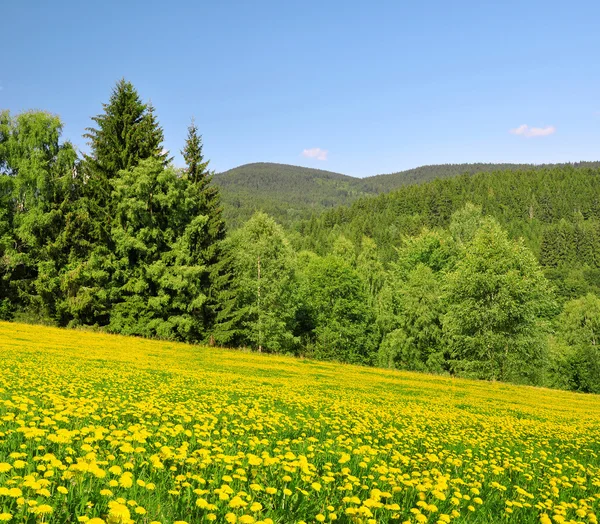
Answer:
2, 80, 599, 394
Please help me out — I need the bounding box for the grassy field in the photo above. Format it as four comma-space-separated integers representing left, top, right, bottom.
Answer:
0, 322, 599, 524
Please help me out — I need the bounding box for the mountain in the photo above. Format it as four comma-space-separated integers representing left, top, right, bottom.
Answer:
214, 161, 600, 227
294, 163, 600, 301
213, 162, 375, 226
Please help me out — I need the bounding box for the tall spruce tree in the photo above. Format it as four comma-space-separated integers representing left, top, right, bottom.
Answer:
85, 80, 167, 174
107, 157, 208, 341
83, 80, 168, 214
181, 120, 227, 334
59, 80, 171, 327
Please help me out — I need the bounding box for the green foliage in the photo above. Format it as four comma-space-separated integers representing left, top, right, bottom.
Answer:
216, 161, 600, 228
378, 264, 446, 372
0, 110, 77, 320
554, 294, 600, 393
448, 202, 487, 245
106, 158, 209, 341
84, 79, 168, 177
296, 164, 600, 267
393, 228, 458, 278
443, 219, 554, 384
214, 162, 370, 227
0, 82, 225, 343
181, 121, 227, 333
213, 212, 298, 353
355, 236, 387, 310
56, 80, 173, 327
4, 80, 600, 395
297, 254, 377, 364
377, 226, 458, 372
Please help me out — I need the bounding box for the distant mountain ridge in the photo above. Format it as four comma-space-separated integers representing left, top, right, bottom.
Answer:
214, 161, 600, 226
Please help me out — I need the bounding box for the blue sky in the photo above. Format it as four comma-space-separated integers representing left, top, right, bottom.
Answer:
2, 1, 599, 177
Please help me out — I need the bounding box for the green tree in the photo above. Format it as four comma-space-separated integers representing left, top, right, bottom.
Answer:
443, 219, 555, 384
213, 212, 298, 353
377, 227, 456, 372
449, 203, 486, 245
297, 254, 376, 364
394, 228, 458, 279
331, 234, 356, 264
181, 120, 227, 333
84, 80, 167, 176
107, 158, 208, 341
355, 236, 386, 308
555, 294, 600, 393
83, 79, 169, 222
378, 264, 446, 371
60, 80, 170, 327
0, 110, 77, 321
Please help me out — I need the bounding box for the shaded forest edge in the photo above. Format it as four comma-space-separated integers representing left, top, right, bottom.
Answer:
1, 79, 599, 394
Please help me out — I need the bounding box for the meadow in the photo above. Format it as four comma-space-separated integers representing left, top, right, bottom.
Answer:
0, 322, 599, 524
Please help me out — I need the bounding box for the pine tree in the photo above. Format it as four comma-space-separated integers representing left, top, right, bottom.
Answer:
83, 79, 168, 213
85, 80, 167, 174
59, 80, 171, 327
181, 120, 227, 334
182, 119, 210, 186
107, 157, 208, 341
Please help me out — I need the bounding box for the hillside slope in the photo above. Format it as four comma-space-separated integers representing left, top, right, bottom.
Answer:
213, 162, 376, 226
294, 164, 600, 300
214, 161, 600, 226
0, 321, 599, 523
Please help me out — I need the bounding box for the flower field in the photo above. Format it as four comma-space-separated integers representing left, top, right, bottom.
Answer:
0, 322, 599, 524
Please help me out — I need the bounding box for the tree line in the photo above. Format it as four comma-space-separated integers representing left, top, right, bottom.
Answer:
1, 80, 598, 393
213, 160, 600, 227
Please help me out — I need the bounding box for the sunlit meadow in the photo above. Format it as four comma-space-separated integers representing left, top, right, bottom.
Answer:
0, 322, 599, 524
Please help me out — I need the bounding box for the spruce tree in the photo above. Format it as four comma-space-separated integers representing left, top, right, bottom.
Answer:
83, 79, 168, 213
181, 120, 227, 335
60, 80, 170, 327
182, 119, 210, 186
85, 79, 167, 174
107, 157, 208, 341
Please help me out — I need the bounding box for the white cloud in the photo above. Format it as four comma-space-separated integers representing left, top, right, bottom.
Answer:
302, 147, 328, 161
509, 124, 556, 138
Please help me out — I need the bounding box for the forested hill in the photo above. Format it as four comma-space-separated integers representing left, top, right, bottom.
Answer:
360, 161, 600, 192
295, 164, 600, 300
213, 163, 370, 226
215, 161, 600, 226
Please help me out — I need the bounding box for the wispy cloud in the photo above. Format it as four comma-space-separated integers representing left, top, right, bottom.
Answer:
509, 124, 556, 138
302, 147, 328, 161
